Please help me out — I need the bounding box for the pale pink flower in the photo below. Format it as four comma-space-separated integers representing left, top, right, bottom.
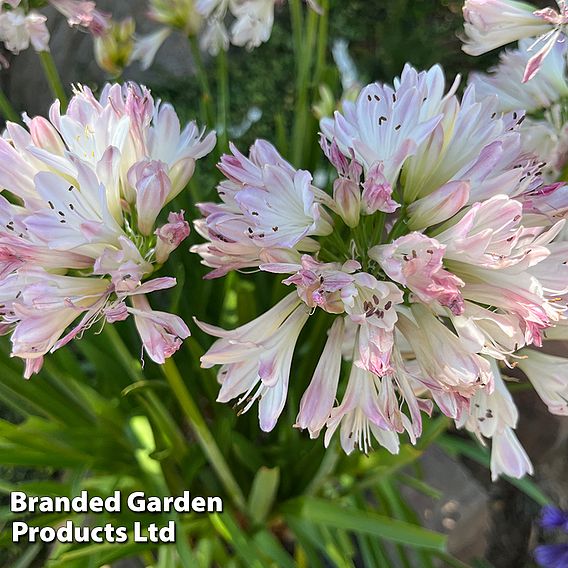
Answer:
462, 0, 568, 82
48, 0, 110, 36
324, 364, 399, 455
469, 38, 568, 112
320, 79, 442, 184
0, 84, 212, 376
319, 139, 362, 228
195, 64, 567, 477
130, 294, 190, 364
155, 211, 191, 264
456, 362, 533, 480
193, 140, 331, 277
406, 181, 470, 230
361, 162, 399, 215
397, 306, 493, 397
370, 233, 465, 315
403, 85, 530, 204
491, 427, 534, 480
462, 0, 553, 54
296, 318, 345, 437
197, 293, 309, 431
128, 159, 172, 235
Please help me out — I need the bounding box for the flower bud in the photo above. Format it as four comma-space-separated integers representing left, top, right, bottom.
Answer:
333, 177, 360, 228
94, 17, 134, 76
361, 162, 399, 215
155, 211, 190, 264
128, 159, 172, 236
148, 0, 202, 36
27, 116, 65, 155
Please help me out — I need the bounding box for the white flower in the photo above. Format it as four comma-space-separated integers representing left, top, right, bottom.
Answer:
517, 349, 568, 415
324, 363, 399, 455
296, 318, 345, 438
130, 28, 172, 70
197, 294, 309, 431
469, 39, 568, 113
230, 0, 275, 50
0, 9, 49, 54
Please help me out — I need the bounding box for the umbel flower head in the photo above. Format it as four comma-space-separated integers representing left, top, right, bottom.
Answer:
0, 82, 215, 377
134, 0, 322, 70
194, 64, 568, 480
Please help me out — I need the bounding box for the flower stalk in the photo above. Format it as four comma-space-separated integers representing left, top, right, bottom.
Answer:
161, 357, 247, 512
189, 35, 214, 127
0, 87, 18, 123
216, 46, 229, 153
291, 0, 319, 167
38, 50, 68, 110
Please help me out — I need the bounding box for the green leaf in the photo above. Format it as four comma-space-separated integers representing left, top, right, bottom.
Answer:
252, 531, 296, 568
247, 466, 280, 524
209, 512, 267, 567
282, 497, 447, 552
47, 536, 158, 567
12, 543, 43, 568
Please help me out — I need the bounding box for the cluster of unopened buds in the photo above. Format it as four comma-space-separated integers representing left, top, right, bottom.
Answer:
194, 63, 568, 480
0, 82, 215, 377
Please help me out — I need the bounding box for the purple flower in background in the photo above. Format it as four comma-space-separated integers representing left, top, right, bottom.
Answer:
542, 506, 568, 532
535, 506, 568, 568
535, 543, 568, 568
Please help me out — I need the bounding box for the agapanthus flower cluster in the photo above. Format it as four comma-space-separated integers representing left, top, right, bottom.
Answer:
197, 0, 321, 53
0, 82, 215, 377
462, 0, 568, 82
469, 38, 568, 181
133, 0, 321, 71
194, 63, 568, 480
0, 0, 109, 64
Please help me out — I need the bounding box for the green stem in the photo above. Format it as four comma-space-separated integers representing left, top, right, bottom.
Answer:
369, 211, 386, 248
290, 0, 319, 167
0, 88, 18, 123
289, 0, 303, 60
188, 36, 214, 127
104, 324, 142, 384
38, 51, 68, 110
314, 0, 329, 84
386, 206, 408, 242
560, 157, 568, 182
161, 358, 247, 512
216, 48, 229, 153
305, 440, 340, 496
